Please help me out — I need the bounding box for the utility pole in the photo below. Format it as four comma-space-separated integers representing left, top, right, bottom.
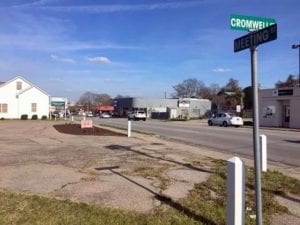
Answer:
292, 44, 300, 86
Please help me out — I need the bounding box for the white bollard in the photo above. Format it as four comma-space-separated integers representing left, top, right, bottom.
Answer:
227, 157, 245, 225
71, 116, 74, 122
83, 116, 86, 121
260, 134, 267, 172
128, 120, 131, 137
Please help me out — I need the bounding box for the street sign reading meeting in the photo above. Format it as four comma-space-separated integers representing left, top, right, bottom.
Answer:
230, 14, 276, 31
234, 24, 277, 52
231, 14, 278, 225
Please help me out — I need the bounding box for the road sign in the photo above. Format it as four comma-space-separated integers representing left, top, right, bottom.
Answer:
234, 24, 277, 52
230, 14, 276, 31
51, 101, 65, 106
232, 15, 277, 225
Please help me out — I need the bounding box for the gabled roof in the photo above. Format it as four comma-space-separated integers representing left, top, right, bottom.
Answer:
0, 75, 49, 96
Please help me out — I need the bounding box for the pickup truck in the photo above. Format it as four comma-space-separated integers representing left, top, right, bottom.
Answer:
128, 111, 146, 121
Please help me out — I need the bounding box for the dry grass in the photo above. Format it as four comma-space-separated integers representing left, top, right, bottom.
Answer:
125, 164, 173, 190
0, 160, 299, 225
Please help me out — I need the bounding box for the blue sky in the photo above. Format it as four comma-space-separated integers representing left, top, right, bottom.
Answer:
0, 0, 299, 101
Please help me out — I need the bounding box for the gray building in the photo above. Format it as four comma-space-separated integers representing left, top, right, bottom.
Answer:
114, 97, 211, 120
259, 87, 300, 128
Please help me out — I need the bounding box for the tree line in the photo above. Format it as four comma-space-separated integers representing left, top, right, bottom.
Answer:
172, 74, 299, 112
75, 74, 299, 112
172, 78, 244, 112
74, 92, 129, 112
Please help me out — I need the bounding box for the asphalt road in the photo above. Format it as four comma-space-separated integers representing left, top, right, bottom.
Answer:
87, 117, 300, 167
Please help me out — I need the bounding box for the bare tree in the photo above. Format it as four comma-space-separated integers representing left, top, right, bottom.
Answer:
224, 78, 241, 93
97, 94, 113, 105
114, 94, 131, 99
77, 92, 113, 111
199, 83, 221, 100
172, 78, 204, 98
216, 78, 243, 111
275, 74, 299, 88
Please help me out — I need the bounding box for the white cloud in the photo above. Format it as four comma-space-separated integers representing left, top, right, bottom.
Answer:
59, 42, 144, 51
212, 68, 232, 73
0, 34, 145, 52
50, 54, 75, 64
87, 56, 111, 64
11, 1, 205, 13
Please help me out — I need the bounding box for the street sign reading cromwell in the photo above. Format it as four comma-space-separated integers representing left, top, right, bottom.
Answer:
234, 24, 277, 52
230, 14, 276, 31
51, 101, 65, 106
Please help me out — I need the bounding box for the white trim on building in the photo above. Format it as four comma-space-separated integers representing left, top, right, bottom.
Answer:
0, 76, 50, 119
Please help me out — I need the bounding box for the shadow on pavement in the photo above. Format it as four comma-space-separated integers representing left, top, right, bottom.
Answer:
105, 144, 213, 174
284, 140, 300, 144
94, 167, 217, 225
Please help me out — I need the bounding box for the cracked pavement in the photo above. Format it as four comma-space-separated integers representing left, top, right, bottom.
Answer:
0, 120, 212, 212
0, 119, 299, 224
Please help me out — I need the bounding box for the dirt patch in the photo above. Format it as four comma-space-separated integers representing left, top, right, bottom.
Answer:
53, 123, 126, 136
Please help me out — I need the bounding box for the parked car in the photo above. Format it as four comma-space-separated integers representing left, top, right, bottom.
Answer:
86, 111, 93, 117
208, 113, 243, 127
99, 112, 111, 118
51, 110, 69, 119
111, 112, 120, 118
128, 111, 146, 121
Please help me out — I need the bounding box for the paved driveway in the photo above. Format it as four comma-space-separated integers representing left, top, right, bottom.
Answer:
0, 120, 215, 212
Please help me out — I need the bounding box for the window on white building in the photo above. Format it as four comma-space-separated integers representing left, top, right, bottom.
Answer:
16, 81, 22, 90
31, 103, 37, 112
0, 103, 8, 113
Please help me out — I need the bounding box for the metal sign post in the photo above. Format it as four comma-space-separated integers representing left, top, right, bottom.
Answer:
251, 46, 262, 225
232, 17, 277, 225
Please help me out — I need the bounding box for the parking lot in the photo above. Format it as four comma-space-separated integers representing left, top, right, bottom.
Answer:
1, 120, 300, 225
0, 120, 224, 212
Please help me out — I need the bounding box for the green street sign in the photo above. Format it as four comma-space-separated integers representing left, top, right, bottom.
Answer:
51, 101, 65, 106
230, 14, 276, 31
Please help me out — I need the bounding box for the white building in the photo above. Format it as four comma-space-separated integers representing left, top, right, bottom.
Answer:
259, 87, 300, 128
0, 76, 50, 119
114, 97, 211, 119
